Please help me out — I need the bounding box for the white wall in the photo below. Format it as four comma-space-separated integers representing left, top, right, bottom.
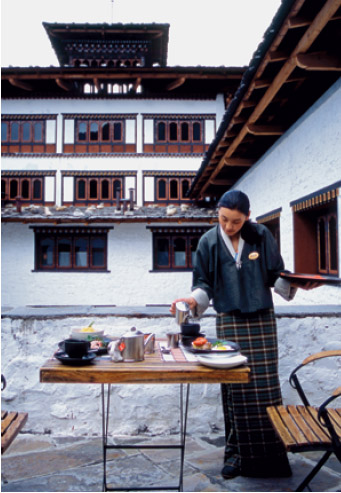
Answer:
1, 222, 195, 307
1, 313, 340, 437
234, 79, 341, 306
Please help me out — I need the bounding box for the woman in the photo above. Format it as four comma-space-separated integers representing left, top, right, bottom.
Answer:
170, 190, 314, 480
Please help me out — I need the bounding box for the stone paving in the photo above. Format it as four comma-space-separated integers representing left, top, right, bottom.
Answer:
1, 433, 340, 492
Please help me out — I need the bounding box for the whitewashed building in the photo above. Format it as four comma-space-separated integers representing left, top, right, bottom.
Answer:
1, 0, 340, 441
1, 22, 244, 307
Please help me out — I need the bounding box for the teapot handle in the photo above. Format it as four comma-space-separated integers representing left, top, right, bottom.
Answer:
144, 333, 154, 348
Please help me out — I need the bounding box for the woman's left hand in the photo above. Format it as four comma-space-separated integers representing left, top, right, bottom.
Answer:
291, 281, 321, 290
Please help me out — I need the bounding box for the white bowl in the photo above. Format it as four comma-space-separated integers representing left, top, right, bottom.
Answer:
70, 328, 105, 340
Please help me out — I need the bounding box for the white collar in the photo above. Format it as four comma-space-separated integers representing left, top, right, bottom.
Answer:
219, 225, 245, 269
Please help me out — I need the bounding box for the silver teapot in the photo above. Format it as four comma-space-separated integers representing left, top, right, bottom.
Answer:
119, 327, 154, 362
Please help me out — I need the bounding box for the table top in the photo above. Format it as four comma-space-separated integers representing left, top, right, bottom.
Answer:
40, 344, 250, 385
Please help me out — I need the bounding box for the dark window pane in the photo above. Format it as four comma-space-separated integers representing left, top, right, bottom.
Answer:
170, 179, 178, 199
158, 179, 166, 199
40, 238, 54, 266
78, 122, 87, 141
21, 179, 29, 199
1, 122, 8, 141
75, 238, 88, 267
181, 179, 190, 198
157, 122, 166, 141
156, 237, 169, 266
101, 180, 109, 199
193, 122, 201, 141
9, 180, 18, 199
89, 179, 98, 199
22, 122, 30, 141
113, 122, 122, 141
169, 122, 177, 141
113, 180, 121, 199
77, 179, 86, 199
102, 122, 110, 141
181, 122, 189, 141
58, 238, 71, 267
91, 237, 105, 266
33, 179, 42, 199
34, 122, 43, 142
190, 237, 199, 267
90, 122, 99, 141
173, 237, 186, 266
10, 122, 19, 141
329, 215, 337, 271
318, 218, 326, 271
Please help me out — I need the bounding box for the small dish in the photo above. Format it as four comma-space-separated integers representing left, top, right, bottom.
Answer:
71, 328, 105, 340
55, 351, 96, 366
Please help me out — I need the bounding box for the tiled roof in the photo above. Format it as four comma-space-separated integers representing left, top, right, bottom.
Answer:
1, 203, 218, 224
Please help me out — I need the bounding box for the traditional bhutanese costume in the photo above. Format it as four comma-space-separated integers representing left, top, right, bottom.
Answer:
191, 223, 295, 477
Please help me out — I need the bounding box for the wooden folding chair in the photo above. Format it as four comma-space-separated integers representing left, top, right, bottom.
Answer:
267, 350, 341, 491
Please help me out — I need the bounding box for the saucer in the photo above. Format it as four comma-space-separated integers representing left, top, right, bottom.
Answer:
55, 351, 96, 366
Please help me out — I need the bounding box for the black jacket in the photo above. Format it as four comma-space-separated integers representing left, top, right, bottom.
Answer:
192, 223, 284, 314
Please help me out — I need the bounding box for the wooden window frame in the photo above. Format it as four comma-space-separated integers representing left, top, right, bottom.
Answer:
33, 228, 111, 272
73, 176, 125, 205
1, 176, 44, 203
75, 119, 124, 144
151, 230, 206, 271
292, 197, 338, 276
155, 176, 193, 203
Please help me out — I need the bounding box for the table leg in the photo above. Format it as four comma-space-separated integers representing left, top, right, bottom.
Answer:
101, 383, 190, 492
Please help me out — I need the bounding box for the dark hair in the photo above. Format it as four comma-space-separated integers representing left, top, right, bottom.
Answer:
217, 190, 250, 215
218, 190, 261, 244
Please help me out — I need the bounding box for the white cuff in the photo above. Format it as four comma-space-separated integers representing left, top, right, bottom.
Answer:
274, 277, 297, 301
191, 288, 210, 317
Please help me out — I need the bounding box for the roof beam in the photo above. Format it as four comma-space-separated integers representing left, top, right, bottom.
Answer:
247, 124, 285, 136
224, 158, 254, 167
55, 78, 72, 91
8, 78, 32, 91
198, 0, 340, 197
133, 77, 142, 91
209, 179, 235, 186
93, 77, 101, 90
166, 77, 186, 91
295, 52, 341, 71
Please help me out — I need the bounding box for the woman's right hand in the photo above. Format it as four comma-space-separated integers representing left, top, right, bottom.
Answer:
169, 297, 197, 315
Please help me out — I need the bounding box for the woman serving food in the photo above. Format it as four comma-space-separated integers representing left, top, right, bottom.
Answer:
170, 190, 317, 480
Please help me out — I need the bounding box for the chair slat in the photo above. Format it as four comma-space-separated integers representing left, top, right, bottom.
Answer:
277, 406, 308, 446
1, 412, 17, 435
287, 405, 320, 444
328, 409, 341, 435
305, 406, 332, 443
267, 406, 297, 448
1, 412, 28, 454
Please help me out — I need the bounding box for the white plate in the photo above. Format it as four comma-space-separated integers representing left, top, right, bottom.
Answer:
197, 354, 248, 369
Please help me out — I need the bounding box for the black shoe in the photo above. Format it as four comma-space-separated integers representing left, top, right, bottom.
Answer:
221, 463, 241, 479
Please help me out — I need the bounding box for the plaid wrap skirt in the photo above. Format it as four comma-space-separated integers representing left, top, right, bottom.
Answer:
217, 308, 291, 477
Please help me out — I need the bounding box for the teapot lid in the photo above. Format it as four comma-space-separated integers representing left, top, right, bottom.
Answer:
122, 326, 143, 338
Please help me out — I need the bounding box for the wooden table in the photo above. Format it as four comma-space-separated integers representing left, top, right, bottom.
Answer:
40, 345, 250, 491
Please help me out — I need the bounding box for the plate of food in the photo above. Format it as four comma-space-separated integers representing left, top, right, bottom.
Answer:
180, 337, 240, 354
280, 272, 341, 285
